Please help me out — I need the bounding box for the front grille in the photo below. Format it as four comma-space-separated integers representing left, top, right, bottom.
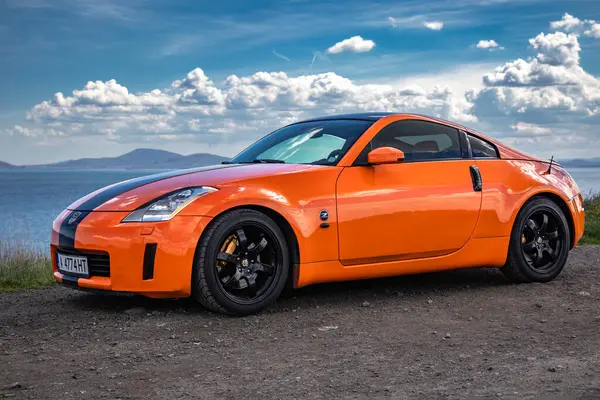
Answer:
57, 248, 110, 277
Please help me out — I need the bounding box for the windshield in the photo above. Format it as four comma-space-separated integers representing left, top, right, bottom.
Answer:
230, 119, 374, 166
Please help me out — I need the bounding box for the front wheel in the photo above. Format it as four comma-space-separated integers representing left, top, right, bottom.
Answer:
192, 209, 289, 315
502, 197, 571, 283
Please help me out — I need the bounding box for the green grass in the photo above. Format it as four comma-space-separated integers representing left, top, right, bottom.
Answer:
581, 193, 600, 245
0, 241, 53, 292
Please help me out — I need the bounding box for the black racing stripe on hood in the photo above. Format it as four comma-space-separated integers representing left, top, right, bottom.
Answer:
70, 164, 234, 212
59, 211, 90, 249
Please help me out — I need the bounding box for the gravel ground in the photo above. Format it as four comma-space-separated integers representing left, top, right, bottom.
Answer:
1, 246, 600, 399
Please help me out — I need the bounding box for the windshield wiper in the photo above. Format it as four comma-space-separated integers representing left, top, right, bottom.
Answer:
251, 159, 286, 164
233, 159, 286, 164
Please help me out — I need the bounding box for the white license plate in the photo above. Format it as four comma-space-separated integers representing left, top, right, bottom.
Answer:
57, 253, 89, 277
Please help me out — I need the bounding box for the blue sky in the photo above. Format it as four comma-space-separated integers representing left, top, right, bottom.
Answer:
1, 0, 600, 164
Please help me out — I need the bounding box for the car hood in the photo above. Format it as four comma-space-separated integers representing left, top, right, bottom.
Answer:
66, 163, 321, 212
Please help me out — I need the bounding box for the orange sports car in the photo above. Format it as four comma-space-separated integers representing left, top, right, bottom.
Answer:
51, 113, 585, 315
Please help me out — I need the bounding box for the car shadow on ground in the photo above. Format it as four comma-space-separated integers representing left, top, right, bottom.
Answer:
279, 267, 508, 310
65, 266, 509, 315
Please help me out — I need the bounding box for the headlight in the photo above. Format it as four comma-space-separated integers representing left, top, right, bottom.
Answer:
122, 186, 217, 222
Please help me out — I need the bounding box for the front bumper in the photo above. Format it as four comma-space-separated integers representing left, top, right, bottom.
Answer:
51, 211, 211, 298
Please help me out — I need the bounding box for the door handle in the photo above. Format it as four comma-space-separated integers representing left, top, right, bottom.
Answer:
469, 165, 483, 192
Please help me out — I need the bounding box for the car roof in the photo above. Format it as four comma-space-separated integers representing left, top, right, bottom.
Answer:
298, 112, 466, 129
298, 112, 396, 122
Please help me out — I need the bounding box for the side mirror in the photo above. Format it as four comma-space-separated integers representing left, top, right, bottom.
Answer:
367, 147, 405, 165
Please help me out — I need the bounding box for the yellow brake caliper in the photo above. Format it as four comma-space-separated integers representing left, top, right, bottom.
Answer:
217, 234, 237, 271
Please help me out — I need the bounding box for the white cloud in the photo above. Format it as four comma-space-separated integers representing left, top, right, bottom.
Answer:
480, 33, 589, 87
550, 13, 583, 32
171, 68, 226, 108
5, 124, 66, 139
585, 23, 600, 39
19, 66, 474, 147
8, 125, 35, 137
476, 40, 503, 50
468, 86, 579, 117
467, 21, 600, 157
158, 134, 177, 140
388, 17, 397, 28
424, 21, 443, 31
326, 36, 375, 54
529, 32, 580, 67
511, 122, 552, 135
549, 13, 600, 39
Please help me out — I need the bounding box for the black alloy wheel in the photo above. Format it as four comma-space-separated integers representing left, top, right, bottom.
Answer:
520, 210, 563, 272
214, 224, 281, 304
192, 209, 289, 315
502, 197, 570, 283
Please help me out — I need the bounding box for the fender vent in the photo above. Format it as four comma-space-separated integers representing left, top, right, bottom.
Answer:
143, 244, 157, 280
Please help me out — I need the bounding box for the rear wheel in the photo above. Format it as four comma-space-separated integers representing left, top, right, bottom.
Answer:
192, 209, 289, 315
502, 198, 570, 283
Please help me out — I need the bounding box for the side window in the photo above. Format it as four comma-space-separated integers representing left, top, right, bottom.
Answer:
469, 135, 499, 158
356, 120, 462, 164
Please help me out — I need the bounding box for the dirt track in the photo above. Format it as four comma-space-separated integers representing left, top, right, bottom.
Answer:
1, 246, 600, 399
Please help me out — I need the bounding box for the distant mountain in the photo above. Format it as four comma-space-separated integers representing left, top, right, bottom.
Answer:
6, 149, 230, 170
560, 157, 600, 168
0, 161, 17, 169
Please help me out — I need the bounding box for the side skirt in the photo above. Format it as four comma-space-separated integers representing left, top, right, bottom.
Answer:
295, 237, 510, 288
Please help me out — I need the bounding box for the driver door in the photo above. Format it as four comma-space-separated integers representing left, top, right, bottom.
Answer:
336, 119, 482, 265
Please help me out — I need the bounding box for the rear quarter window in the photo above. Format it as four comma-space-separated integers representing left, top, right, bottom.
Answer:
469, 135, 499, 158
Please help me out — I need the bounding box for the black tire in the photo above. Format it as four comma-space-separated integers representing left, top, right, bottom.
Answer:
192, 209, 289, 315
502, 197, 570, 283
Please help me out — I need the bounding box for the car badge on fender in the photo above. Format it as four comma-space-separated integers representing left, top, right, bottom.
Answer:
320, 210, 329, 221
